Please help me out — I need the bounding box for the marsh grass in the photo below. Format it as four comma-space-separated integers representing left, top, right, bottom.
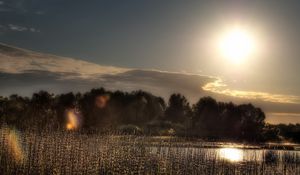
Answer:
0, 127, 299, 175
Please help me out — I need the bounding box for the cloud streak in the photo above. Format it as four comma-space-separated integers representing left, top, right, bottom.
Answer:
8, 24, 40, 32
0, 24, 40, 33
8, 24, 27, 31
1, 43, 300, 124
203, 78, 300, 104
1, 42, 300, 106
0, 43, 127, 79
266, 112, 300, 124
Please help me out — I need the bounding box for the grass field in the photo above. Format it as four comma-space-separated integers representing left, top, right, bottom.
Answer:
0, 126, 299, 175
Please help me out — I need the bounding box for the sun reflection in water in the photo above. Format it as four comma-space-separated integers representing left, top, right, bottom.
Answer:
219, 148, 243, 162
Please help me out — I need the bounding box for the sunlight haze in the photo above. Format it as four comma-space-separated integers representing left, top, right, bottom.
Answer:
1, 1, 300, 174
0, 1, 300, 123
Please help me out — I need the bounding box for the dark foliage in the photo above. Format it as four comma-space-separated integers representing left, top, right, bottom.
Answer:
0, 88, 298, 142
276, 124, 300, 142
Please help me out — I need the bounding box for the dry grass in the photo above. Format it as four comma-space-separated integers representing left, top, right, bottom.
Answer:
0, 126, 299, 175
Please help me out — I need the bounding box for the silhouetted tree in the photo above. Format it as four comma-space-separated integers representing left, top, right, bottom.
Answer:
0, 96, 5, 123
1, 88, 283, 142
192, 97, 220, 138
218, 102, 241, 139
277, 124, 300, 143
262, 124, 280, 141
1, 95, 28, 128
29, 91, 55, 130
238, 104, 265, 141
79, 88, 109, 130
165, 94, 191, 123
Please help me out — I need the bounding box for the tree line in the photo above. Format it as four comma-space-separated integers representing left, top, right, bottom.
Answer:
0, 88, 299, 142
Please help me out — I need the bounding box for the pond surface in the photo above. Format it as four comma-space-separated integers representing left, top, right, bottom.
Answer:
0, 128, 299, 174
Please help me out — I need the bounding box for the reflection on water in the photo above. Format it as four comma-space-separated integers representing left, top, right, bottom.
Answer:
219, 148, 243, 162
0, 132, 299, 174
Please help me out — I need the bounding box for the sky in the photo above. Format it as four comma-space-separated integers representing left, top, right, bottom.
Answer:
1, 0, 300, 123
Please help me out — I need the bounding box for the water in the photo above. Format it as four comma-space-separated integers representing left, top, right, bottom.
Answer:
0, 127, 299, 174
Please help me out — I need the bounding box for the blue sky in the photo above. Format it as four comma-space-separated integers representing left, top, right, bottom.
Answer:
1, 0, 300, 123
1, 1, 299, 73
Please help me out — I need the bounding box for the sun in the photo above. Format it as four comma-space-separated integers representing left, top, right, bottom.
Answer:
219, 27, 256, 64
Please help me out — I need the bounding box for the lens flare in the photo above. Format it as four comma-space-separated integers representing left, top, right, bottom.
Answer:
65, 109, 81, 130
219, 148, 243, 162
95, 95, 110, 109
1, 127, 25, 163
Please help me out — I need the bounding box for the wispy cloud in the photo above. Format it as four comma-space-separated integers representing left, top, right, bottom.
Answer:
28, 27, 39, 32
8, 24, 27, 31
2, 42, 300, 105
268, 112, 300, 117
203, 79, 300, 104
1, 42, 300, 126
0, 43, 127, 78
8, 24, 40, 32
266, 112, 300, 124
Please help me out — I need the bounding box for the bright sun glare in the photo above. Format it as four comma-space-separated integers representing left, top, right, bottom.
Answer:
219, 148, 243, 162
219, 27, 256, 64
